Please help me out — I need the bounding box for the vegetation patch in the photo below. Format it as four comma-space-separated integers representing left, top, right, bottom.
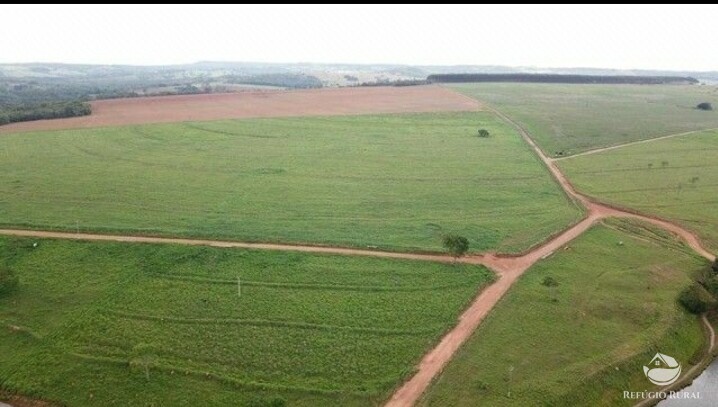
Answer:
0, 101, 90, 126
451, 83, 718, 156
0, 112, 580, 253
0, 237, 492, 406
421, 223, 708, 406
559, 129, 718, 252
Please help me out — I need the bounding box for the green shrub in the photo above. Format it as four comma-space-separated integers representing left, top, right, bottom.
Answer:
678, 284, 712, 314
442, 235, 470, 259
696, 102, 713, 111
712, 258, 718, 273
541, 276, 559, 287
477, 129, 490, 137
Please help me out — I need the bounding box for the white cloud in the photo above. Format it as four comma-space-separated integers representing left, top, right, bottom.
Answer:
0, 4, 716, 71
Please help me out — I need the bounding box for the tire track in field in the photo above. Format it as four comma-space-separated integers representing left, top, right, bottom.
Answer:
554, 127, 718, 161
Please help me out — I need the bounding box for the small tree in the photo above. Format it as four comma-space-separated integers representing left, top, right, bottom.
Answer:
477, 129, 490, 138
697, 102, 713, 111
442, 235, 469, 260
712, 258, 718, 274
0, 266, 18, 296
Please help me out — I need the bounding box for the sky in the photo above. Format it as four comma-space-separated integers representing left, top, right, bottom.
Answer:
1, 5, 717, 71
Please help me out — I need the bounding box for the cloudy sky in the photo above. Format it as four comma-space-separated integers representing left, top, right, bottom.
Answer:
1, 5, 716, 71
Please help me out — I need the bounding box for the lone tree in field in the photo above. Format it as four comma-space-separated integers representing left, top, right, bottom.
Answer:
697, 102, 713, 111
477, 129, 490, 138
442, 235, 470, 260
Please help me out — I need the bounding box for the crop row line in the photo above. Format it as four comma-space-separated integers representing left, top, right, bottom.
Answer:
147, 272, 469, 292
106, 310, 439, 336
70, 352, 366, 396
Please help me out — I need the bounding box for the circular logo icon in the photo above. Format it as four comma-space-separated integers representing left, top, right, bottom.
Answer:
643, 353, 681, 386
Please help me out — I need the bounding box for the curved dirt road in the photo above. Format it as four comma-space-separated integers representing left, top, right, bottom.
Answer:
0, 101, 714, 407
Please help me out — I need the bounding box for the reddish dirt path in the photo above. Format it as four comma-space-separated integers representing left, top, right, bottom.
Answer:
0, 228, 466, 264
0, 85, 480, 134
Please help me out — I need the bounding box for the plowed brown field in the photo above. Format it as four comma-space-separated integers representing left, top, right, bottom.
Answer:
0, 85, 481, 133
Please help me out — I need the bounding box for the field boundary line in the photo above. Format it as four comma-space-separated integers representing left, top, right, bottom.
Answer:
0, 228, 484, 265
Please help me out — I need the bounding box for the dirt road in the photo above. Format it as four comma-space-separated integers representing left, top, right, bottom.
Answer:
0, 228, 483, 264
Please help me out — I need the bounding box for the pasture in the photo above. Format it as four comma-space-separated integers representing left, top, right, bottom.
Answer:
0, 237, 493, 406
450, 83, 718, 156
559, 129, 718, 252
0, 112, 580, 253
421, 221, 709, 406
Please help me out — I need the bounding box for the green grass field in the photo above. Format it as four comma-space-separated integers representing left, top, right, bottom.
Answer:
559, 129, 718, 252
450, 83, 718, 156
0, 112, 580, 253
421, 220, 709, 406
0, 237, 493, 406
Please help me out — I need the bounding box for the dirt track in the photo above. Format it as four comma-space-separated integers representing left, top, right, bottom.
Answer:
554, 127, 718, 161
0, 89, 714, 407
0, 85, 480, 134
0, 228, 468, 264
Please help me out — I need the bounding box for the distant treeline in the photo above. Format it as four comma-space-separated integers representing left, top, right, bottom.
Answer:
0, 73, 323, 110
225, 73, 323, 89
357, 79, 430, 87
427, 74, 699, 85
0, 101, 91, 126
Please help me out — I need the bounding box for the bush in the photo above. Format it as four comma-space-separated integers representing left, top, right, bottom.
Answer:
678, 284, 712, 314
704, 277, 718, 298
477, 129, 490, 138
442, 235, 470, 259
541, 276, 559, 287
712, 258, 718, 273
697, 102, 713, 111
0, 265, 18, 295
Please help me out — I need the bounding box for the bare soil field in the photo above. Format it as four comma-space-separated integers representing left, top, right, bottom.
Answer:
0, 85, 481, 133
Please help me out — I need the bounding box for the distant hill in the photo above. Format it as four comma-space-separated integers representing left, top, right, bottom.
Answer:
1, 62, 716, 110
